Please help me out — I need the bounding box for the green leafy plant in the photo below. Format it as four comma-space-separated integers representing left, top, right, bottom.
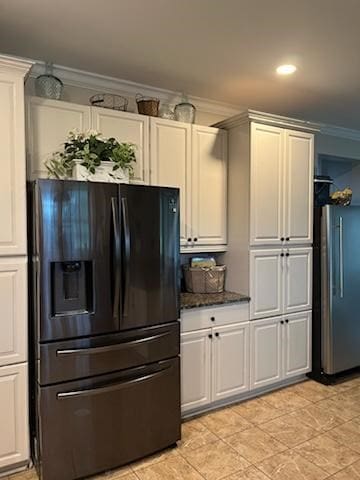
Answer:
45, 130, 136, 179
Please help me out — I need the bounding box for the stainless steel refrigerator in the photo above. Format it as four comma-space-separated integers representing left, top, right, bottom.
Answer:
29, 180, 181, 480
320, 205, 360, 375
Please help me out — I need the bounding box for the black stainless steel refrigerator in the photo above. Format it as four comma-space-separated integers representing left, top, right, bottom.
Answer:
312, 204, 360, 381
29, 180, 181, 480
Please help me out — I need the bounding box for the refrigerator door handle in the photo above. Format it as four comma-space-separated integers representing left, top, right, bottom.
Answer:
121, 197, 130, 317
56, 331, 171, 356
111, 197, 121, 319
339, 216, 344, 298
57, 365, 172, 399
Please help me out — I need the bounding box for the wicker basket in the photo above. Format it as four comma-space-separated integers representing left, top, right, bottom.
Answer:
183, 265, 226, 294
136, 94, 160, 116
90, 94, 128, 111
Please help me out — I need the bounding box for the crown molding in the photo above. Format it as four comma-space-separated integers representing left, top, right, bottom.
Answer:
214, 109, 321, 133
0, 54, 35, 76
29, 61, 242, 117
319, 123, 360, 142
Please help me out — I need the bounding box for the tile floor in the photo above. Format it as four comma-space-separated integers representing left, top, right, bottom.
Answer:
5, 376, 360, 480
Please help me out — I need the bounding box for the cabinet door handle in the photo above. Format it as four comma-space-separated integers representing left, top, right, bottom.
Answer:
286, 237, 290, 241
280, 253, 284, 257
210, 316, 215, 322
208, 334, 213, 339
187, 238, 192, 242
194, 237, 198, 242
286, 252, 290, 257
285, 319, 289, 323
281, 237, 285, 242
215, 332, 219, 337
280, 320, 284, 324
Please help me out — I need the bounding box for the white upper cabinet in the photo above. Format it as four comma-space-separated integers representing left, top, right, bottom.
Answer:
0, 363, 29, 469
212, 323, 249, 401
284, 247, 312, 314
27, 97, 91, 179
192, 126, 227, 246
92, 108, 149, 185
250, 123, 284, 246
150, 118, 191, 246
283, 311, 312, 378
0, 61, 32, 256
26, 98, 228, 251
0, 258, 27, 367
285, 130, 314, 244
250, 249, 283, 320
250, 122, 314, 247
250, 316, 282, 390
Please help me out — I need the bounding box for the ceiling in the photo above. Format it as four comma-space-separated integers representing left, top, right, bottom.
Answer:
1, 0, 360, 128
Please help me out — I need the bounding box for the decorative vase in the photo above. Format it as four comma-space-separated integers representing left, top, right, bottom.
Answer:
72, 160, 130, 183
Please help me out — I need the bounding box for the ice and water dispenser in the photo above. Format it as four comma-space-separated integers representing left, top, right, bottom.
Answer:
51, 261, 93, 316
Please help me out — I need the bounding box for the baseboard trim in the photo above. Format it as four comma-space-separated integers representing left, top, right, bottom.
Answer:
181, 374, 307, 420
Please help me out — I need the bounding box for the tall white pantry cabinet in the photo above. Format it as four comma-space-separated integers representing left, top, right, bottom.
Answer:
217, 111, 317, 388
0, 56, 33, 472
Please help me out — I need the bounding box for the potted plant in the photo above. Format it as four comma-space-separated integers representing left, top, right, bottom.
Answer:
45, 130, 136, 183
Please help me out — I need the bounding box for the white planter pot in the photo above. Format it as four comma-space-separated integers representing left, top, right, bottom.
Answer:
72, 160, 130, 183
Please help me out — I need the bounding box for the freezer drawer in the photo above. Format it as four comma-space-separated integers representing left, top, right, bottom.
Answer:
36, 358, 180, 480
39, 322, 180, 385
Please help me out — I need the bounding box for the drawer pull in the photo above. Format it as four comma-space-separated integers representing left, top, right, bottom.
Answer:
215, 332, 219, 337
57, 365, 172, 399
210, 316, 215, 322
56, 332, 171, 356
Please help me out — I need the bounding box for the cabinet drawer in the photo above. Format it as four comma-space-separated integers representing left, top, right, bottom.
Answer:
181, 303, 249, 333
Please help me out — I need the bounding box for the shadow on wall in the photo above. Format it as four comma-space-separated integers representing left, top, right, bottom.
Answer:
318, 154, 360, 205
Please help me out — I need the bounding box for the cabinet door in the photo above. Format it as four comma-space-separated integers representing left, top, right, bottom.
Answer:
284, 130, 314, 244
250, 249, 283, 319
0, 73, 27, 255
284, 247, 312, 314
192, 126, 227, 246
250, 317, 282, 390
181, 329, 212, 413
283, 311, 312, 378
250, 123, 284, 246
0, 363, 29, 469
27, 97, 91, 179
213, 323, 250, 402
0, 258, 27, 367
150, 119, 191, 246
91, 108, 149, 185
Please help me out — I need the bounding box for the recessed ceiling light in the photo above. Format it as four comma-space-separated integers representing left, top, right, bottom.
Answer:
276, 64, 297, 75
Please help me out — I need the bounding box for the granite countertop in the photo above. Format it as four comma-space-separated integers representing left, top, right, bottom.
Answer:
181, 291, 250, 310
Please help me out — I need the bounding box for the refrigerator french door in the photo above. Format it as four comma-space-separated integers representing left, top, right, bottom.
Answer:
321, 205, 360, 374
30, 180, 181, 480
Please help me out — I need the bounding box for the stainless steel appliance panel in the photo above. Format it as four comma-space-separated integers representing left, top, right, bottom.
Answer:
37, 358, 180, 480
39, 322, 179, 385
322, 205, 360, 374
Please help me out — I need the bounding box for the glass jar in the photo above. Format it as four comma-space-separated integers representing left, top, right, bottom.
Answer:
35, 62, 63, 100
174, 102, 196, 123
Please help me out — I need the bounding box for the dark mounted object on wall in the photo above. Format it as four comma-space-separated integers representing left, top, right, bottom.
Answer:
314, 175, 333, 207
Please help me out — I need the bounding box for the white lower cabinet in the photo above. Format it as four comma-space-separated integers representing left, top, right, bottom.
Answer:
0, 363, 29, 469
250, 316, 282, 390
181, 329, 212, 412
284, 311, 312, 378
181, 318, 250, 413
250, 311, 312, 390
212, 323, 250, 401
